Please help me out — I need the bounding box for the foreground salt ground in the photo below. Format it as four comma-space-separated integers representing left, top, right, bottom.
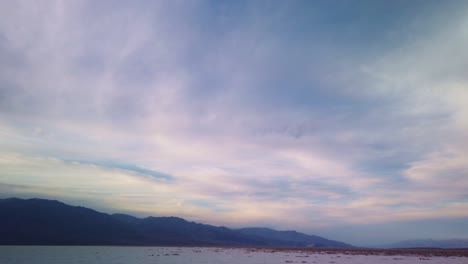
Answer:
1, 246, 468, 264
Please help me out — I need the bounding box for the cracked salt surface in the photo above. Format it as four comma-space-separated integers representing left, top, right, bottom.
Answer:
0, 246, 467, 264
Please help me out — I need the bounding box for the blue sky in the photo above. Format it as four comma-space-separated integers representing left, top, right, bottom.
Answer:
1, 0, 468, 246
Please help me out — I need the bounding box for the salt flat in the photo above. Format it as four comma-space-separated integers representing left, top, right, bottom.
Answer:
1, 246, 467, 264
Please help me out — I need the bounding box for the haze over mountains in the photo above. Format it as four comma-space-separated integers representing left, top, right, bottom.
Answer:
0, 198, 351, 247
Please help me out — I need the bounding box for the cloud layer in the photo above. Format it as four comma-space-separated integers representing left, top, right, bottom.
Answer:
1, 0, 468, 245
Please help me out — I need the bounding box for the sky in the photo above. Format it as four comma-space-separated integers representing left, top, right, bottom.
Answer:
1, 0, 468, 246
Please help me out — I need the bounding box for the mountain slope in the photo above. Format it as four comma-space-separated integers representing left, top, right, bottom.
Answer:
237, 227, 352, 248
0, 198, 351, 247
136, 216, 263, 246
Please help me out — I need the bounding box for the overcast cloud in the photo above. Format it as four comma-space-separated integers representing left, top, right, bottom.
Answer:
1, 0, 468, 246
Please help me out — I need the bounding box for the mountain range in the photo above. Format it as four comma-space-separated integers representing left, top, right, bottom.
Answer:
0, 198, 351, 247
383, 239, 468, 249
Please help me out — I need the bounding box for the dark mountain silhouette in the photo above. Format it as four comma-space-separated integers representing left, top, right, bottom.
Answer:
0, 198, 141, 245
0, 198, 352, 247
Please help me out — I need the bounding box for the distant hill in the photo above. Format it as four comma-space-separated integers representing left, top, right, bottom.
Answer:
384, 239, 468, 249
0, 198, 352, 247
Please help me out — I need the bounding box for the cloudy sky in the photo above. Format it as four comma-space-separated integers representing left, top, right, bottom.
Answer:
1, 0, 468, 246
